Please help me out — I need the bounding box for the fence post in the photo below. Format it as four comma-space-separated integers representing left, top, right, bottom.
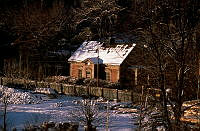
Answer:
60, 84, 63, 94
0, 77, 2, 85
131, 89, 133, 103
101, 88, 104, 98
87, 86, 89, 96
73, 85, 76, 96
35, 80, 38, 88
24, 79, 27, 89
124, 90, 126, 102
116, 89, 118, 101
89, 86, 91, 98
11, 78, 13, 85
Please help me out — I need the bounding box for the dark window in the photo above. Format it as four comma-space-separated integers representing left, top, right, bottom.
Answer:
78, 69, 82, 78
86, 69, 91, 78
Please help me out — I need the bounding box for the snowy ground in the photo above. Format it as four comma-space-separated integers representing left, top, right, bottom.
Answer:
0, 86, 137, 130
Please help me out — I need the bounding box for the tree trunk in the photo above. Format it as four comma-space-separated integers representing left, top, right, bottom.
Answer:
3, 97, 7, 131
160, 73, 172, 130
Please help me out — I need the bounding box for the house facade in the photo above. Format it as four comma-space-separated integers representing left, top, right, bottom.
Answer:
68, 41, 136, 85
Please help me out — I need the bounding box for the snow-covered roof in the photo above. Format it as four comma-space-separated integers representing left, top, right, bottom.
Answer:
68, 41, 136, 65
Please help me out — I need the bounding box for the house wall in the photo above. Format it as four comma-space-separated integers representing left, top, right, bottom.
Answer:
105, 65, 120, 82
120, 45, 148, 88
120, 65, 134, 88
70, 62, 95, 79
70, 62, 120, 82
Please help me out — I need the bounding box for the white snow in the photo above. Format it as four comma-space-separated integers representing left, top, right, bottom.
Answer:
34, 88, 58, 95
0, 85, 42, 104
0, 86, 137, 130
68, 41, 136, 65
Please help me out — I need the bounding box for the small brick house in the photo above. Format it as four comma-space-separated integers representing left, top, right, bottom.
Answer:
68, 40, 200, 91
68, 41, 136, 86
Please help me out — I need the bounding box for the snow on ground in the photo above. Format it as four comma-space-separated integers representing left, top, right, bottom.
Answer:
99, 113, 137, 131
0, 86, 137, 130
0, 85, 42, 104
1, 95, 81, 130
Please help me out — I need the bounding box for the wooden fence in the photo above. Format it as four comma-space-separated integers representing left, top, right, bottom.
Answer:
0, 77, 140, 103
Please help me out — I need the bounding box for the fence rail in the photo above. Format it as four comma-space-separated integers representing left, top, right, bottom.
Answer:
0, 77, 140, 102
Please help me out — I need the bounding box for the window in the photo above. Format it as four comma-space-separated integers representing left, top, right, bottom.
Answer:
78, 69, 82, 78
106, 71, 111, 81
86, 69, 91, 78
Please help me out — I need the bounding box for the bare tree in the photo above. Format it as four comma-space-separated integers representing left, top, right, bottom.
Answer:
0, 0, 121, 80
71, 99, 107, 131
0, 0, 78, 80
0, 87, 9, 131
8, 2, 72, 48
135, 0, 200, 130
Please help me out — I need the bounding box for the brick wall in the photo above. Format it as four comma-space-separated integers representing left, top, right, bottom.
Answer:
70, 62, 120, 83
70, 62, 95, 79
105, 65, 120, 82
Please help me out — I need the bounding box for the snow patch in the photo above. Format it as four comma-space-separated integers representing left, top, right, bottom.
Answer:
34, 88, 58, 95
0, 85, 42, 104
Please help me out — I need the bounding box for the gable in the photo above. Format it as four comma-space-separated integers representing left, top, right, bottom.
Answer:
82, 57, 103, 64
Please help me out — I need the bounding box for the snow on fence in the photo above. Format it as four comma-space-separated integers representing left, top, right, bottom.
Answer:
0, 77, 140, 102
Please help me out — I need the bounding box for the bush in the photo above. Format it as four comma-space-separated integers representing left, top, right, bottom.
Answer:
44, 76, 120, 89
